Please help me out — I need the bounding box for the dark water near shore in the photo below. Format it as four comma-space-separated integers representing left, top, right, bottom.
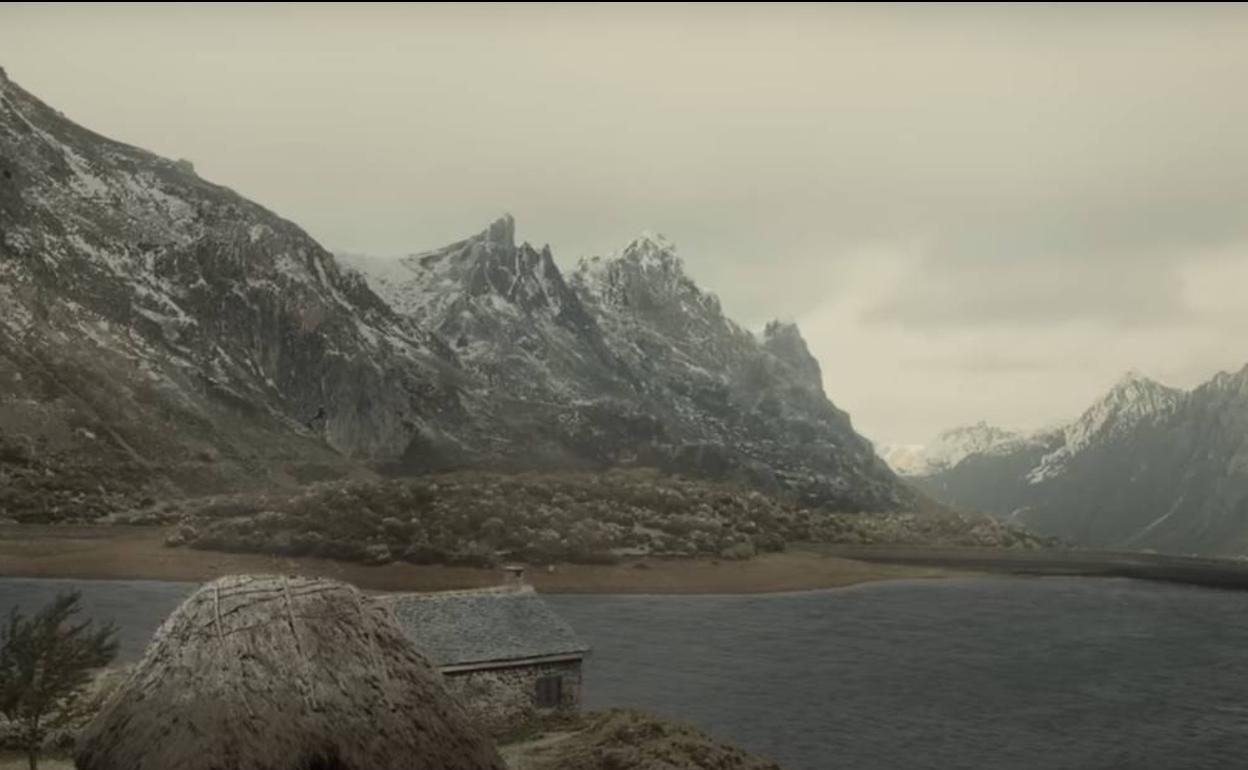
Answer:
3, 576, 1246, 770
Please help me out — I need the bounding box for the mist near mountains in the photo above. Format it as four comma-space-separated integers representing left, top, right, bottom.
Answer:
885, 369, 1248, 554
4, 4, 1248, 445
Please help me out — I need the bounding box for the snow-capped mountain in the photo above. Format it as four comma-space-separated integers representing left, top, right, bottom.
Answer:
910, 367, 1248, 554
339, 214, 625, 405
877, 444, 930, 477
1025, 371, 1182, 484
0, 69, 913, 517
881, 422, 1040, 477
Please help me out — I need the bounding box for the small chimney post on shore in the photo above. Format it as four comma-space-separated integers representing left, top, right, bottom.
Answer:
502, 564, 526, 589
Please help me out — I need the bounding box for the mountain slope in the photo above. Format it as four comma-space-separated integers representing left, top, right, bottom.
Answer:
573, 235, 908, 509
907, 368, 1248, 554
0, 67, 469, 516
344, 229, 914, 510
880, 422, 1041, 477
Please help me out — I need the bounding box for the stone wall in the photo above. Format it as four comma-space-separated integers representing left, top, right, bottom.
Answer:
442, 659, 583, 737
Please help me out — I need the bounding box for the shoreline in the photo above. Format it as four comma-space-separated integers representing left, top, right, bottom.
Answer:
814, 544, 1248, 592
8, 525, 1248, 595
0, 525, 950, 594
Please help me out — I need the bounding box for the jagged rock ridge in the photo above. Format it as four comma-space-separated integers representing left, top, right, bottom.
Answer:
344, 222, 913, 510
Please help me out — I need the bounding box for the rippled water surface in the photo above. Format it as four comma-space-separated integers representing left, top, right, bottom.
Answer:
4, 576, 1246, 770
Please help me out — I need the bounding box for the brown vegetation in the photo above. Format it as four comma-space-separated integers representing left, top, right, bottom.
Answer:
128, 469, 1055, 569
502, 710, 783, 770
76, 575, 506, 770
0, 524, 949, 594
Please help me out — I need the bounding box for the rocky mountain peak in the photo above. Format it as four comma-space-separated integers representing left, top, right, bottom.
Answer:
1207, 363, 1248, 396
882, 421, 1033, 476
761, 320, 823, 391
483, 213, 516, 249
621, 230, 680, 267
911, 358, 1248, 554
939, 421, 1020, 445
1107, 370, 1173, 400
1025, 371, 1183, 484
409, 214, 516, 270
574, 231, 723, 325
1094, 371, 1182, 420
342, 216, 584, 329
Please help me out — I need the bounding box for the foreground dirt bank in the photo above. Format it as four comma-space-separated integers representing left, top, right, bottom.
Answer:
4, 710, 784, 770
501, 710, 782, 770
0, 525, 948, 593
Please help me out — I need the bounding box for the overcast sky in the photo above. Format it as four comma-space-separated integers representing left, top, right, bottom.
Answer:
3, 3, 1247, 445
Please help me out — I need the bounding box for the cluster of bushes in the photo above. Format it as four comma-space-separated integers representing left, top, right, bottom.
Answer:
0, 432, 152, 524
146, 469, 1055, 567
793, 508, 1056, 549
153, 469, 788, 566
0, 665, 130, 756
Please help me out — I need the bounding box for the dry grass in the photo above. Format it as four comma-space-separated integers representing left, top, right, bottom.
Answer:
501, 710, 783, 770
76, 575, 505, 770
0, 525, 949, 594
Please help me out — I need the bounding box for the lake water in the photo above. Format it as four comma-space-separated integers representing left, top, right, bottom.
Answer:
2, 576, 1246, 770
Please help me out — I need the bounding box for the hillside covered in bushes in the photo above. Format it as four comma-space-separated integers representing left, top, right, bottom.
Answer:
121, 470, 1058, 567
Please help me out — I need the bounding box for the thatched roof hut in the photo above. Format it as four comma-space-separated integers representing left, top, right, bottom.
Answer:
76, 574, 507, 770
383, 583, 589, 672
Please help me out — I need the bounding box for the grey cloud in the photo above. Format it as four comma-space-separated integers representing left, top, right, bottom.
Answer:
3, 3, 1247, 443
863, 247, 1195, 329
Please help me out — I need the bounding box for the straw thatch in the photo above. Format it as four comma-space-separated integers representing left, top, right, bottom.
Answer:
75, 574, 508, 770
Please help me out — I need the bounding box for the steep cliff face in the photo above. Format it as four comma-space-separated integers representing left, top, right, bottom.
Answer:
905, 367, 1248, 554
340, 216, 647, 471
1, 69, 914, 517
0, 69, 468, 514
572, 236, 905, 509
761, 320, 824, 393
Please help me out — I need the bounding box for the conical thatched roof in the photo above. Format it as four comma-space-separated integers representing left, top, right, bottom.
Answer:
76, 575, 507, 770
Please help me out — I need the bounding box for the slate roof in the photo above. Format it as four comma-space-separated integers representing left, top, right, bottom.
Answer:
382, 586, 590, 670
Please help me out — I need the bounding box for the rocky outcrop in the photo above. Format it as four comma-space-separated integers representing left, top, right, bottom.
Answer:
760, 320, 823, 392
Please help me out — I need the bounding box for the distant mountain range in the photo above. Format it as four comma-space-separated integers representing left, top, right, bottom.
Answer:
886, 369, 1248, 554
0, 69, 913, 520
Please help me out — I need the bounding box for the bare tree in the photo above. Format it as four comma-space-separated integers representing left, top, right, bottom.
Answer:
0, 591, 118, 770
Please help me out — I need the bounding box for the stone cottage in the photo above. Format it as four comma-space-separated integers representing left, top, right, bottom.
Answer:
383, 568, 590, 735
